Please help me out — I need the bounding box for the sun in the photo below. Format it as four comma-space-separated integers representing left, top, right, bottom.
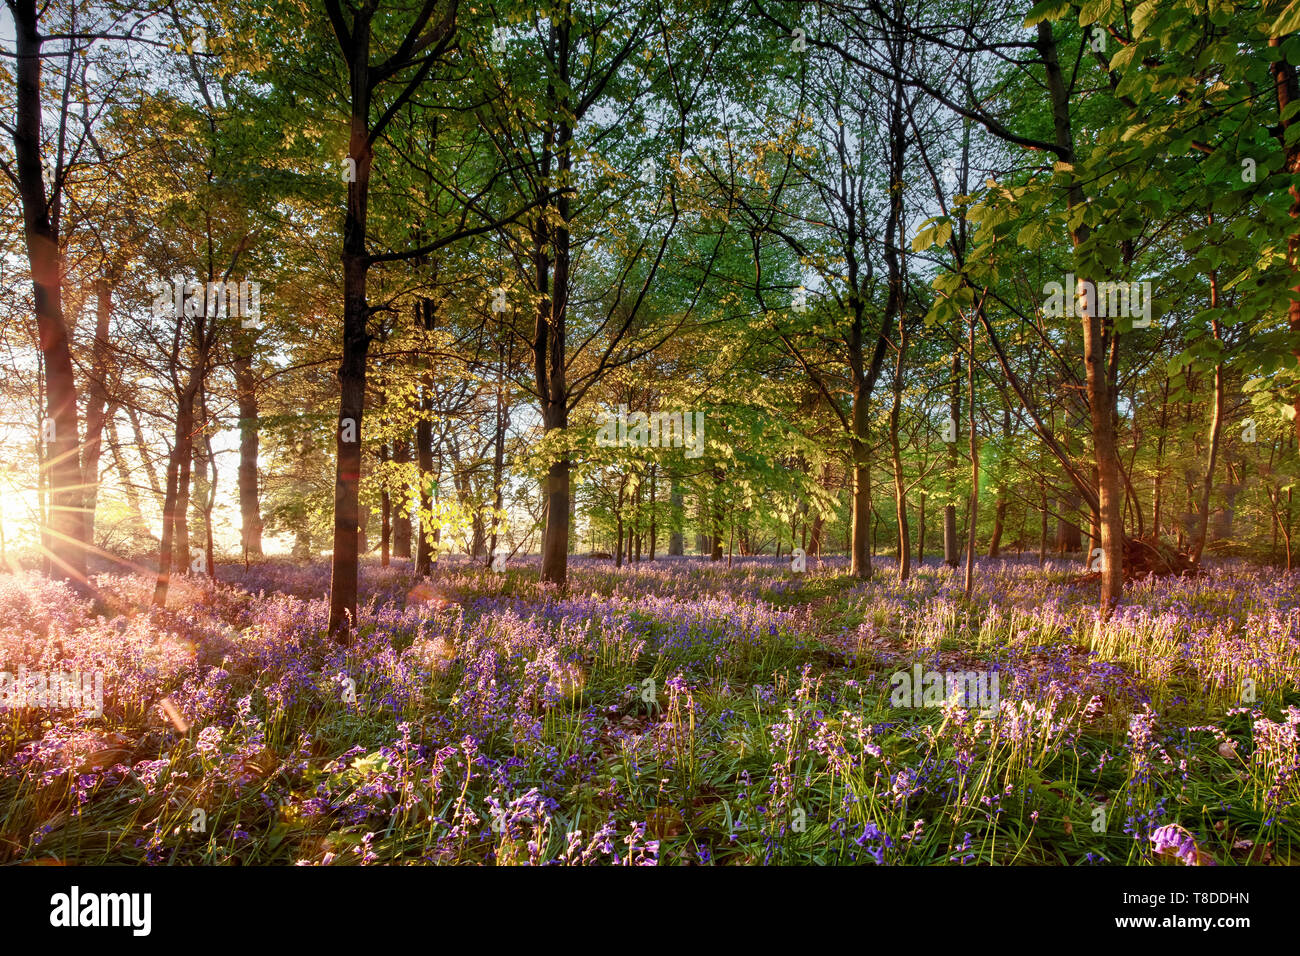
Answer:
0, 476, 39, 548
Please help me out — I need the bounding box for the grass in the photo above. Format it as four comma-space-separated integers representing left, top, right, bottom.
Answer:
0, 555, 1297, 865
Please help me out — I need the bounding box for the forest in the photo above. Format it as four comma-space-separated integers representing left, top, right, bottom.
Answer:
0, 0, 1298, 874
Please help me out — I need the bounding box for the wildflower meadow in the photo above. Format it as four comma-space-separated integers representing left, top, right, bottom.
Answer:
2, 556, 1295, 872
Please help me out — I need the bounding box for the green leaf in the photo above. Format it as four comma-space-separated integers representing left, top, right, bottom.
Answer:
1078, 0, 1112, 27
1131, 0, 1160, 37
1024, 0, 1073, 28
1109, 43, 1138, 72
1272, 0, 1300, 37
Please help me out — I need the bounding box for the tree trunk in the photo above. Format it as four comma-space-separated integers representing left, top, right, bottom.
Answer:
392, 434, 412, 558
890, 324, 910, 582
328, 236, 372, 634
963, 305, 979, 599
377, 439, 391, 566
710, 468, 725, 560
153, 373, 200, 605
809, 513, 824, 559
172, 406, 193, 574
155, 281, 218, 605
1041, 18, 1123, 612
1057, 493, 1082, 553
82, 277, 114, 544
668, 478, 683, 555
536, 14, 574, 589
615, 473, 626, 568
488, 355, 507, 567
916, 491, 926, 567
987, 409, 1009, 558
634, 473, 643, 563
944, 347, 961, 568
197, 387, 217, 578
988, 498, 1006, 558
1190, 309, 1224, 568
808, 461, 832, 560
12, 0, 86, 586
234, 328, 263, 559
415, 297, 438, 578
320, 0, 460, 637
648, 464, 657, 560
883, 70, 909, 582
1038, 484, 1048, 566
1152, 377, 1170, 541
540, 422, 571, 582
843, 267, 883, 580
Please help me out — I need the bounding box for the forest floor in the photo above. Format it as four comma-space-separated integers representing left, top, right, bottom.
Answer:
0, 555, 1296, 865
